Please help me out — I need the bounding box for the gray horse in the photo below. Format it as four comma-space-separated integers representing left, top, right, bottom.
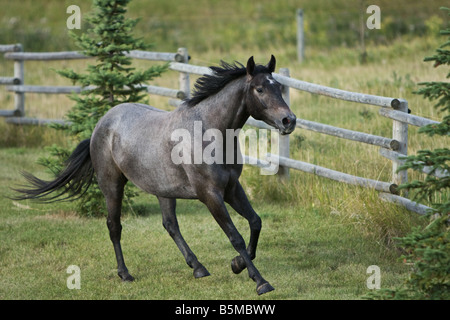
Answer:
14, 55, 296, 295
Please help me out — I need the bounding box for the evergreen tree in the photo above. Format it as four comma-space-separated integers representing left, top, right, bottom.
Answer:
399, 7, 450, 214
39, 0, 167, 216
366, 7, 449, 300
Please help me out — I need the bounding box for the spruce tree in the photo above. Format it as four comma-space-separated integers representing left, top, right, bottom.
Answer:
39, 0, 167, 216
399, 8, 450, 214
366, 7, 449, 300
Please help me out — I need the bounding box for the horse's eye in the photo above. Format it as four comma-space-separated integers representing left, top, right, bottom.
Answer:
256, 88, 263, 93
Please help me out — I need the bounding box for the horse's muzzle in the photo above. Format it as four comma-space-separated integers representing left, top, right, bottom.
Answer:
281, 114, 296, 135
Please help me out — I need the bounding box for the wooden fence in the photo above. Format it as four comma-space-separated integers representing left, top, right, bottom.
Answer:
0, 44, 445, 215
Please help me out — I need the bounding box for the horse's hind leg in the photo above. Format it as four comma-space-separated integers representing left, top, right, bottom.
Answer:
98, 170, 134, 281
158, 196, 210, 278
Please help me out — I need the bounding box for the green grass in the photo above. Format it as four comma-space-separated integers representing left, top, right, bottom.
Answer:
1, 0, 448, 300
0, 146, 422, 300
0, 0, 447, 52
0, 142, 426, 299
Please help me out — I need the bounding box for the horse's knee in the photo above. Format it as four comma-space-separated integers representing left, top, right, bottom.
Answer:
250, 215, 262, 232
162, 220, 176, 238
107, 219, 122, 242
229, 232, 246, 252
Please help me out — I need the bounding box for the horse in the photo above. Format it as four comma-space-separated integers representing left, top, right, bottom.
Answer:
13, 55, 297, 295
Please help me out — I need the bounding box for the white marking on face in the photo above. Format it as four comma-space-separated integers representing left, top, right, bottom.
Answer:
266, 75, 275, 85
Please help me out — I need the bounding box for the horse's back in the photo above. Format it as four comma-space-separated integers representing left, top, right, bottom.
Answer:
100, 102, 166, 126
92, 102, 166, 138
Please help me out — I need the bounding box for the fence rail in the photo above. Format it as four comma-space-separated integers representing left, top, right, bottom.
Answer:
5, 84, 186, 99
378, 107, 440, 127
295, 118, 400, 150
4, 50, 184, 62
1, 44, 444, 215
274, 154, 399, 194
272, 73, 402, 108
0, 44, 22, 52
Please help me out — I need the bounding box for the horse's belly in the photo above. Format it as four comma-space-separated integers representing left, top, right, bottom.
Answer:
127, 164, 198, 199
137, 180, 197, 199
114, 140, 198, 199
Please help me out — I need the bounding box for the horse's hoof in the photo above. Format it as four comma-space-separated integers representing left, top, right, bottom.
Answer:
231, 256, 246, 274
193, 266, 210, 278
118, 271, 135, 282
256, 282, 275, 295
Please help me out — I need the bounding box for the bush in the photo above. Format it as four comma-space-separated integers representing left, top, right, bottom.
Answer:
366, 7, 450, 300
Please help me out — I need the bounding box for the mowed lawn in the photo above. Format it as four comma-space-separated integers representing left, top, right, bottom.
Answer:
0, 146, 417, 300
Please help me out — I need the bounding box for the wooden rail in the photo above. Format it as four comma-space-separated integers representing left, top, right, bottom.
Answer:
4, 50, 184, 62
273, 154, 399, 194
5, 84, 186, 99
295, 118, 400, 150
379, 193, 431, 216
378, 107, 440, 127
272, 73, 401, 108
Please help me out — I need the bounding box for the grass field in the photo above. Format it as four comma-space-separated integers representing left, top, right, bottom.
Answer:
0, 148, 421, 300
0, 0, 449, 300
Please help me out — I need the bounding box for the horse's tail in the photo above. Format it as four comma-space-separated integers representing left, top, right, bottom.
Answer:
12, 139, 94, 202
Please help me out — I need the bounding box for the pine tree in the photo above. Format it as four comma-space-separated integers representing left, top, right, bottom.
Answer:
399, 7, 450, 214
366, 7, 449, 300
39, 0, 167, 216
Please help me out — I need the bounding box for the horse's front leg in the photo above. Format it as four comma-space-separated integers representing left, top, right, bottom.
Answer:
200, 188, 274, 295
224, 181, 261, 275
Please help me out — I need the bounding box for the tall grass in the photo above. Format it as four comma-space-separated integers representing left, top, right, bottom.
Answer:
0, 0, 446, 52
241, 166, 423, 248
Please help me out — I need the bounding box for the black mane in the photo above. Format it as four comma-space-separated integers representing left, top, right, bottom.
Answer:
184, 60, 271, 107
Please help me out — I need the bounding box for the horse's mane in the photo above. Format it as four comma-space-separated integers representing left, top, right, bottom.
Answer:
184, 60, 271, 107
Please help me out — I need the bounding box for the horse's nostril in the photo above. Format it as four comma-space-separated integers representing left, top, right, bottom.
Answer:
282, 115, 296, 128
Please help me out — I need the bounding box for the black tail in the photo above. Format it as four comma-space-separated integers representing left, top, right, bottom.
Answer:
12, 139, 94, 202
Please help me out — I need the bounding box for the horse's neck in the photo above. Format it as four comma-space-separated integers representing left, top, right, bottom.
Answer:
194, 77, 249, 132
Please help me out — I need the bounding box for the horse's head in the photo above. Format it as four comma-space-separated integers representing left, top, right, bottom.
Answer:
244, 55, 296, 135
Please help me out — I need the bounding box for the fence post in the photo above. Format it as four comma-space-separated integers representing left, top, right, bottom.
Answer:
297, 9, 305, 63
177, 48, 190, 99
13, 44, 25, 116
278, 67, 291, 180
391, 99, 408, 186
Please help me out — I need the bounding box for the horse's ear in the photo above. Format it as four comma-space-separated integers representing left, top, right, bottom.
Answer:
267, 55, 276, 73
246, 56, 255, 77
